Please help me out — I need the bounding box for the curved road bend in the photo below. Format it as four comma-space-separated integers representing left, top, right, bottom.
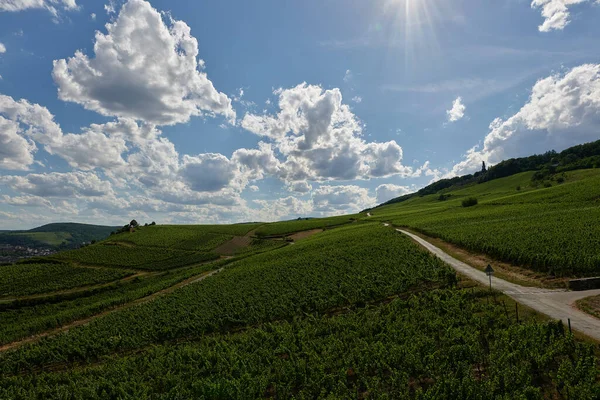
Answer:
398, 229, 600, 341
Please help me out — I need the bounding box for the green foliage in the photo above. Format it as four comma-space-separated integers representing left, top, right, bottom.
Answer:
0, 221, 598, 397
0, 224, 456, 372
55, 244, 219, 271
373, 169, 600, 276
0, 261, 223, 345
1, 291, 598, 398
107, 226, 234, 251
0, 263, 131, 297
462, 197, 478, 207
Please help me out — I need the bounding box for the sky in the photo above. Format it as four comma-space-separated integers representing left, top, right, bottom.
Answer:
0, 0, 599, 229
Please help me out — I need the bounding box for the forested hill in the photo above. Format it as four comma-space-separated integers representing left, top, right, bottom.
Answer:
0, 223, 118, 249
373, 139, 600, 209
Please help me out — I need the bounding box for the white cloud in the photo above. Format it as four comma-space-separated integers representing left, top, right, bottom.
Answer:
90, 12, 95, 20
1, 194, 77, 214
0, 93, 127, 171
351, 96, 362, 104
52, 0, 235, 126
231, 142, 282, 183
0, 42, 5, 53
180, 153, 236, 192
531, 0, 597, 32
446, 96, 466, 122
286, 181, 312, 193
312, 184, 375, 213
241, 83, 414, 183
343, 69, 353, 83
104, 0, 116, 14
0, 171, 113, 198
375, 184, 411, 204
0, 116, 37, 170
253, 196, 313, 221
0, 0, 77, 14
452, 63, 600, 176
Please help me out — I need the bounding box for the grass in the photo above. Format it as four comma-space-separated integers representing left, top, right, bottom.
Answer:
577, 295, 600, 321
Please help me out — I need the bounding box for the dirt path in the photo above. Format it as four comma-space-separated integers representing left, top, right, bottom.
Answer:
398, 229, 600, 341
0, 268, 223, 353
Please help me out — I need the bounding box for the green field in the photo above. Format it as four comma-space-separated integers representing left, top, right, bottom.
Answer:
0, 262, 132, 297
54, 244, 219, 270
105, 226, 235, 251
254, 215, 357, 237
52, 223, 274, 271
0, 223, 598, 398
369, 169, 600, 277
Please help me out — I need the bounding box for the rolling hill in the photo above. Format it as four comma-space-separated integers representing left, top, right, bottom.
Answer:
0, 223, 118, 249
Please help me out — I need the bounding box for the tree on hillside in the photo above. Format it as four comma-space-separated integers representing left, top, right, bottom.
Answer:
481, 161, 487, 172
130, 220, 139, 228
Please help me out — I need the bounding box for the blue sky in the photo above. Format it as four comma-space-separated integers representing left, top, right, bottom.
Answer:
0, 0, 599, 229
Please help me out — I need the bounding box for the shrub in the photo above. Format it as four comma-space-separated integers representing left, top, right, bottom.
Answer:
556, 176, 565, 184
438, 194, 451, 201
516, 185, 521, 191
543, 182, 552, 188
462, 197, 478, 207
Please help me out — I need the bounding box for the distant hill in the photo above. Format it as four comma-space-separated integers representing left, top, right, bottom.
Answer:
0, 223, 118, 249
368, 138, 600, 210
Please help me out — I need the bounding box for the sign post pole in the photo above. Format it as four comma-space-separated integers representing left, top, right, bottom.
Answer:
485, 264, 495, 290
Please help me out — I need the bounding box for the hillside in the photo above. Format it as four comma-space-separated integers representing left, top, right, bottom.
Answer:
372, 138, 600, 209
366, 169, 600, 278
2, 222, 598, 398
0, 223, 118, 249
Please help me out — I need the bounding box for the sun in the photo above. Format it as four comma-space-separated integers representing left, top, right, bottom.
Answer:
380, 0, 449, 69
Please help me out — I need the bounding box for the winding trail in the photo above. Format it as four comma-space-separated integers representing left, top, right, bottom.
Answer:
398, 229, 600, 341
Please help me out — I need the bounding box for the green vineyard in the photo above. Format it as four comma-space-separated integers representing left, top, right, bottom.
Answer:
371, 170, 600, 276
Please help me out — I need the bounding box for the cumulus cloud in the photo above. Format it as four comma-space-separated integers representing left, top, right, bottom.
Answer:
312, 185, 375, 213
375, 184, 412, 204
52, 0, 235, 126
0, 171, 113, 198
452, 63, 600, 176
0, 0, 77, 15
0, 93, 127, 171
446, 96, 466, 122
531, 0, 597, 32
253, 196, 314, 221
0, 42, 5, 53
1, 194, 77, 214
241, 83, 413, 183
286, 180, 312, 193
0, 116, 37, 170
180, 153, 236, 192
